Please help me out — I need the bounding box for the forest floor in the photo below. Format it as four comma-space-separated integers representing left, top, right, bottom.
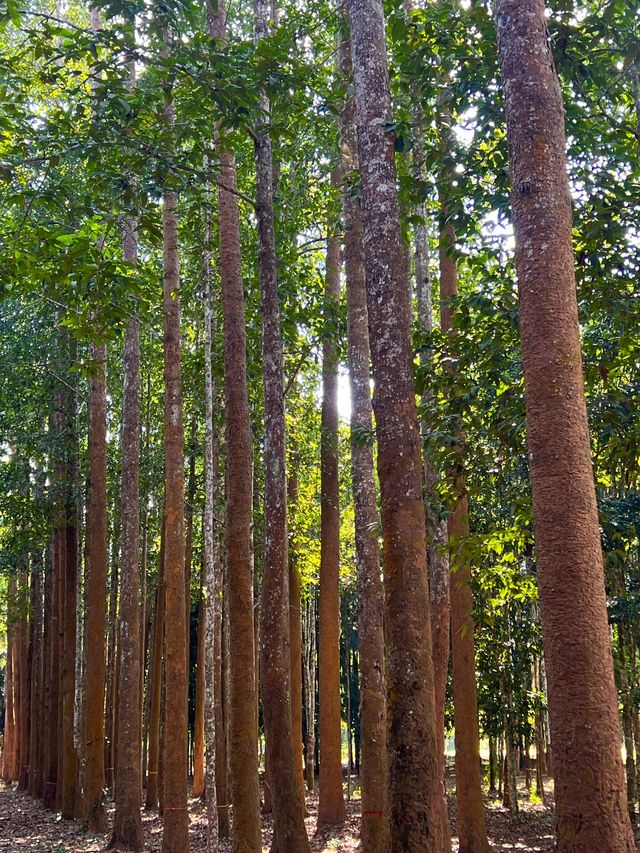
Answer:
0, 778, 638, 852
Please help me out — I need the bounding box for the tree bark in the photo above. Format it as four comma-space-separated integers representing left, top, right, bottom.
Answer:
202, 224, 219, 851
303, 591, 316, 793
339, 29, 388, 851
495, 2, 635, 850
109, 211, 144, 851
160, 56, 189, 847
438, 101, 488, 851
287, 465, 307, 813
18, 570, 31, 793
61, 425, 78, 818
146, 522, 165, 812
82, 340, 108, 831
403, 20, 451, 830
317, 226, 347, 828
253, 1, 310, 848
346, 1, 446, 847
206, 3, 262, 849
3, 577, 17, 782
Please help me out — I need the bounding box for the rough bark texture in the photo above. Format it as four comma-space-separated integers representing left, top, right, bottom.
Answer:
82, 340, 108, 831
404, 26, 451, 826
42, 538, 57, 810
253, 2, 310, 848
303, 592, 317, 793
495, 2, 635, 850
339, 30, 388, 852
207, 3, 262, 849
3, 579, 16, 782
146, 526, 165, 812
439, 188, 488, 850
18, 571, 31, 793
287, 466, 307, 813
346, 1, 445, 847
203, 239, 220, 850
193, 589, 206, 800
317, 228, 346, 828
160, 82, 189, 847
61, 398, 78, 819
109, 214, 144, 852
27, 561, 41, 799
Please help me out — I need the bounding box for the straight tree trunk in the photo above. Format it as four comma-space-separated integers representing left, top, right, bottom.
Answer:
109, 211, 144, 852
439, 108, 488, 852
43, 528, 61, 811
346, 2, 446, 847
206, 3, 262, 850
160, 52, 189, 849
3, 578, 16, 782
18, 571, 31, 793
202, 224, 219, 851
317, 226, 346, 828
202, 227, 230, 843
253, 1, 310, 847
28, 556, 43, 799
303, 592, 316, 793
339, 29, 388, 851
60, 371, 78, 817
192, 583, 206, 800
287, 465, 307, 812
495, 3, 634, 850
146, 525, 165, 812
402, 14, 451, 801
82, 340, 108, 831
105, 516, 120, 796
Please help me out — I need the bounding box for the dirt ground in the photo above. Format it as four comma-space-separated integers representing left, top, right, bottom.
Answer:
0, 779, 635, 852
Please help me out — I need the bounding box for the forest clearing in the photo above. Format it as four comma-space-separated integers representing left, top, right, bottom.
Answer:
0, 0, 638, 851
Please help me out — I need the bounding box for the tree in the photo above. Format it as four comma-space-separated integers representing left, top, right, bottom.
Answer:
253, 0, 310, 848
438, 104, 488, 853
317, 221, 347, 828
339, 25, 388, 852
206, 1, 262, 848
346, 0, 446, 847
159, 23, 189, 850
109, 209, 144, 850
494, 2, 635, 850
81, 339, 109, 832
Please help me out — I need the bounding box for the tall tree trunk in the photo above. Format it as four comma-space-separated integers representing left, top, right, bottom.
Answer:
346, 2, 446, 847
82, 340, 108, 830
185, 416, 197, 658
61, 427, 78, 818
193, 582, 206, 800
28, 561, 42, 798
202, 227, 230, 843
105, 515, 120, 796
339, 28, 387, 851
253, 2, 310, 848
438, 102, 488, 852
18, 570, 31, 793
109, 211, 144, 851
287, 464, 307, 813
303, 592, 316, 793
202, 226, 219, 851
206, 2, 262, 849
3, 577, 16, 782
146, 521, 165, 812
317, 226, 346, 828
495, 2, 634, 850
160, 47, 189, 848
403, 15, 451, 808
